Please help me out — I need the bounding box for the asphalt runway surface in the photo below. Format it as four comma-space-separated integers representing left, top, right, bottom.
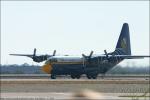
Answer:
1, 74, 149, 80
2, 92, 149, 100
1, 75, 150, 100
1, 79, 149, 93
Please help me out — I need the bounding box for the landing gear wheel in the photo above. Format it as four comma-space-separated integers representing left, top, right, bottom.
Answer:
71, 75, 81, 79
51, 74, 56, 79
86, 74, 97, 79
86, 74, 92, 79
71, 75, 76, 79
91, 75, 97, 79
76, 75, 81, 79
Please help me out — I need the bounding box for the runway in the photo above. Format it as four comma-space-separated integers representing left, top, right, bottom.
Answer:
1, 74, 149, 79
1, 79, 149, 93
1, 75, 149, 100
2, 92, 149, 100
1, 79, 149, 84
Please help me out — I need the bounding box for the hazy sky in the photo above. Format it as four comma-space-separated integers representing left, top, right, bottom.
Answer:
1, 1, 149, 66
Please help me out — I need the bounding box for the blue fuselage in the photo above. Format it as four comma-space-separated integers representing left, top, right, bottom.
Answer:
51, 57, 123, 76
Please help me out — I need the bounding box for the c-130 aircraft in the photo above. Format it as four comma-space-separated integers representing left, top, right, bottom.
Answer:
10, 23, 150, 79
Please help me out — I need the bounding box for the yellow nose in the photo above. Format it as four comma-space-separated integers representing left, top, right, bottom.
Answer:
42, 64, 52, 74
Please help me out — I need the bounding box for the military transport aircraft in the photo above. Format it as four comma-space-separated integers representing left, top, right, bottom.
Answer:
10, 23, 150, 79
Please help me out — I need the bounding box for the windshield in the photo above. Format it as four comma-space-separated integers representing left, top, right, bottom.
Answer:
45, 58, 57, 64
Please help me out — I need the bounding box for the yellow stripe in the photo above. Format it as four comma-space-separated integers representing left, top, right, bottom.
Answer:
51, 62, 83, 65
42, 64, 52, 74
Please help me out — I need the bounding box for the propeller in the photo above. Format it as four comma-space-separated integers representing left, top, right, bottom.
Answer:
82, 51, 93, 63
32, 48, 56, 62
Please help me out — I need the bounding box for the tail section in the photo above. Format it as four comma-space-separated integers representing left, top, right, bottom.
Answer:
116, 23, 131, 55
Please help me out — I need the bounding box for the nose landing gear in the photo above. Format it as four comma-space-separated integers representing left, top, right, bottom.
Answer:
51, 74, 56, 79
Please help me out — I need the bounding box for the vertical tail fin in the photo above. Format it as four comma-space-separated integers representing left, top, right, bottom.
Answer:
116, 23, 131, 55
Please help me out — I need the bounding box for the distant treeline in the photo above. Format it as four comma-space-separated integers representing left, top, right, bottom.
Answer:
0, 63, 149, 74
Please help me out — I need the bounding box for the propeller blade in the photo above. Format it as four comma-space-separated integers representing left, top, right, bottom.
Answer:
53, 50, 56, 56
82, 51, 93, 59
33, 48, 36, 57
89, 51, 93, 58
82, 54, 86, 58
104, 50, 108, 58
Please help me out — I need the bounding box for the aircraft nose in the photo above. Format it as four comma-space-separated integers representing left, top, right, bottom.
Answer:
42, 64, 52, 74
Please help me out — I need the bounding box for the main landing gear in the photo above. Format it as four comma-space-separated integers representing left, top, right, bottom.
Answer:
71, 74, 81, 79
86, 74, 98, 79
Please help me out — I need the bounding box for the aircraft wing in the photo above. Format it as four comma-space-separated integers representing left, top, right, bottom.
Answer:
10, 54, 53, 58
110, 55, 150, 59
9, 54, 33, 58
9, 53, 53, 62
94, 55, 150, 59
83, 50, 150, 60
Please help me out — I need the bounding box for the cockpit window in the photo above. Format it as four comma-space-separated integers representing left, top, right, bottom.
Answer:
45, 60, 50, 64
45, 58, 57, 64
51, 58, 57, 62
